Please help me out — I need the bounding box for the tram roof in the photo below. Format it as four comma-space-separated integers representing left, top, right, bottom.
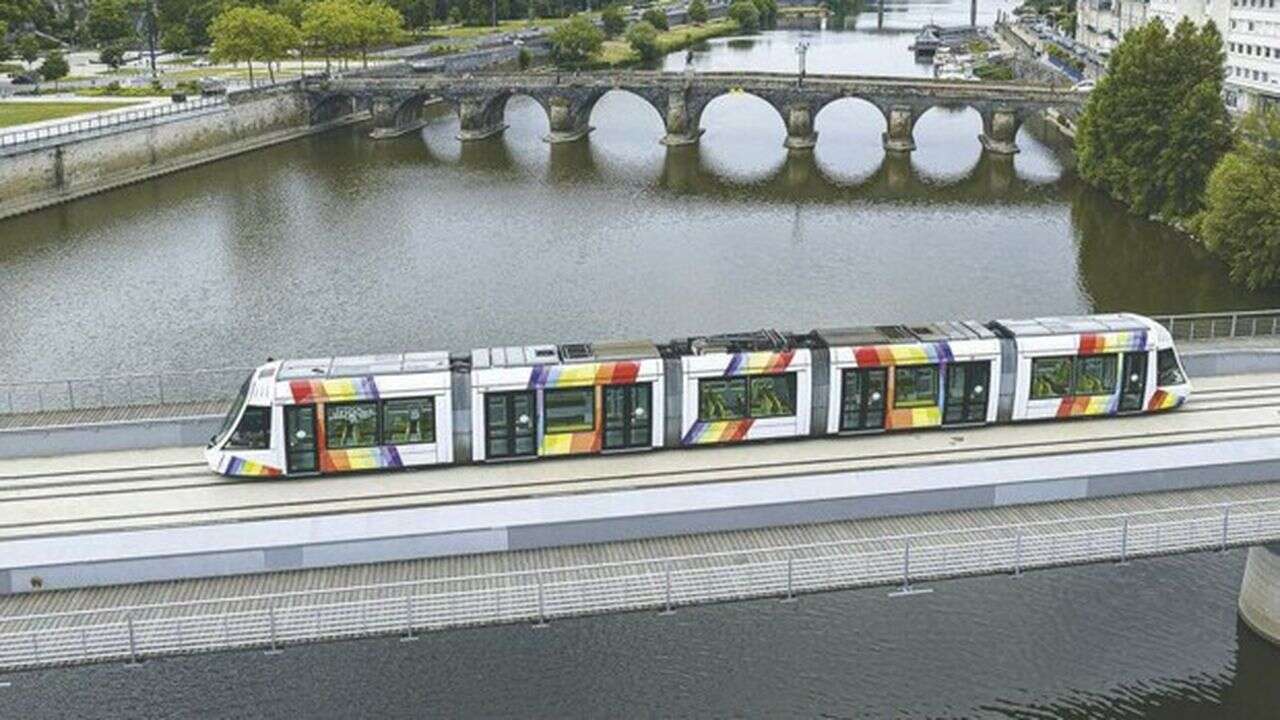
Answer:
814, 321, 994, 347
277, 352, 451, 380
471, 340, 662, 369
989, 314, 1149, 338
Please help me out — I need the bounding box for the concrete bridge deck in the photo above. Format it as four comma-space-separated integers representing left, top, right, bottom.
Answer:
2, 480, 1278, 671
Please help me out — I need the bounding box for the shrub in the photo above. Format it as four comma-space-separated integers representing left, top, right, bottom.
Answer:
641, 8, 669, 32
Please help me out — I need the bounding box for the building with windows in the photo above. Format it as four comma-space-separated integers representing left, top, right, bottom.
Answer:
1078, 0, 1280, 112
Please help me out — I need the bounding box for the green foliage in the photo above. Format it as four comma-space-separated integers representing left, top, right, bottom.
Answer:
1196, 111, 1280, 289
973, 63, 1013, 81
211, 6, 301, 84
688, 0, 708, 24
517, 46, 531, 69
39, 48, 68, 83
161, 24, 193, 54
751, 0, 777, 28
625, 19, 658, 62
88, 0, 135, 44
549, 13, 601, 66
728, 0, 759, 33
0, 40, 11, 64
641, 8, 668, 32
16, 33, 37, 66
99, 42, 128, 69
600, 4, 625, 38
1075, 18, 1231, 222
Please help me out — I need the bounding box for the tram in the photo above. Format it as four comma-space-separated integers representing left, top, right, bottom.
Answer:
206, 313, 1192, 478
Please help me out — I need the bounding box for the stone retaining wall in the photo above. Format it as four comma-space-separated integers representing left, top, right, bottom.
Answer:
0, 84, 333, 221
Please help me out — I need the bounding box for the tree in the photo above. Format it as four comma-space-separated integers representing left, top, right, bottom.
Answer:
303, 0, 361, 71
161, 24, 192, 54
751, 0, 777, 28
728, 0, 759, 32
99, 42, 127, 69
16, 33, 38, 68
352, 0, 404, 68
548, 13, 601, 66
1075, 18, 1231, 222
210, 6, 299, 85
641, 8, 668, 32
39, 48, 68, 86
0, 39, 11, 64
88, 0, 135, 45
625, 19, 658, 62
600, 4, 625, 39
688, 0, 708, 24
1196, 110, 1280, 289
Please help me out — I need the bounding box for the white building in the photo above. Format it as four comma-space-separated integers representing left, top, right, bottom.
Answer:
1079, 0, 1280, 112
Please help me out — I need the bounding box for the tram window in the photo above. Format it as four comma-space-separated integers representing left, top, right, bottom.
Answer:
545, 388, 595, 433
749, 374, 797, 418
217, 376, 253, 444
383, 398, 435, 444
894, 365, 939, 408
326, 402, 379, 449
225, 406, 271, 450
699, 378, 748, 421
1031, 357, 1073, 399
1157, 349, 1186, 386
1073, 355, 1118, 395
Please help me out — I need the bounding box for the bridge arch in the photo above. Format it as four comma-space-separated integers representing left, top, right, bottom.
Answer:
309, 92, 361, 125
588, 89, 667, 140
694, 91, 789, 182
812, 97, 889, 184
910, 104, 985, 182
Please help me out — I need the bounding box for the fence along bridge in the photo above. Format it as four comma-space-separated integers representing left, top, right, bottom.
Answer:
303, 71, 1086, 154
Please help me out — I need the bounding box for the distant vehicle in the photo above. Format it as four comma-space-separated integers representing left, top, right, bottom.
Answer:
192, 58, 212, 68
1073, 79, 1096, 93
11, 74, 37, 85
198, 77, 227, 95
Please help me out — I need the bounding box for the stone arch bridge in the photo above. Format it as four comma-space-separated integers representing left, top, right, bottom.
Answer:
303, 71, 1085, 155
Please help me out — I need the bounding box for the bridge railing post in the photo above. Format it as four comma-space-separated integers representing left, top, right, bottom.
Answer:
661, 560, 675, 615
1119, 517, 1129, 564
1013, 529, 1023, 576
1221, 505, 1231, 552
534, 571, 548, 627
126, 615, 139, 664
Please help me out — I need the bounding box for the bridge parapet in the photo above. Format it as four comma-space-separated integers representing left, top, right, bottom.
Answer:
304, 71, 1084, 153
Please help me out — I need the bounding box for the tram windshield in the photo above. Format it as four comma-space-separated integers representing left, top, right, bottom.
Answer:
212, 374, 253, 447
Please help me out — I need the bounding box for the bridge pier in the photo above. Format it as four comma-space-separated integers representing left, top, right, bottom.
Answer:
783, 103, 818, 151
456, 97, 507, 142
882, 105, 918, 153
1239, 543, 1280, 646
659, 90, 705, 146
979, 107, 1022, 155
369, 96, 427, 140
543, 95, 595, 144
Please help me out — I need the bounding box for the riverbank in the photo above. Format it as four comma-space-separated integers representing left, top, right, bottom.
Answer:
0, 99, 143, 128
0, 83, 360, 222
593, 19, 742, 68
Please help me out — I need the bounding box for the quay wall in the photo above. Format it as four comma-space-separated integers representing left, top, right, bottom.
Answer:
0, 84, 355, 221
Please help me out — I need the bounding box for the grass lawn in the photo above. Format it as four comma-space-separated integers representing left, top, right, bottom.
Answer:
428, 18, 576, 40
595, 19, 741, 67
0, 101, 142, 129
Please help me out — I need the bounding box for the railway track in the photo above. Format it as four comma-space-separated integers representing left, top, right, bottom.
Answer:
0, 373, 1276, 541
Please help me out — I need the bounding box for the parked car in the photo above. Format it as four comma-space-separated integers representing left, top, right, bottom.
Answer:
1073, 79, 1097, 93
192, 58, 212, 68
11, 73, 37, 85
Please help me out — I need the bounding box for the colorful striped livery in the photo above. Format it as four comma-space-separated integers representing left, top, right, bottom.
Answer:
528, 361, 641, 389
887, 406, 943, 429
1147, 389, 1183, 412
224, 457, 283, 478
855, 342, 955, 368
682, 419, 755, 445
321, 446, 404, 473
725, 351, 794, 377
1078, 331, 1147, 356
289, 376, 380, 404
541, 430, 603, 455
1056, 394, 1119, 418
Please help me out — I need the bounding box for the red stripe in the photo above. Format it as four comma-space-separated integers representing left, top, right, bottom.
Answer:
1079, 334, 1100, 356
290, 380, 314, 404
855, 347, 881, 367
613, 361, 640, 385
728, 419, 754, 442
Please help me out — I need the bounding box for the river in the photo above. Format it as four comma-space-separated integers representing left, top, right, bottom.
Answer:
2, 4, 1279, 717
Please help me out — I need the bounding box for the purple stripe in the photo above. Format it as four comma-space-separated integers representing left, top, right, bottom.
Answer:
725, 353, 744, 377
382, 446, 403, 468
529, 365, 548, 389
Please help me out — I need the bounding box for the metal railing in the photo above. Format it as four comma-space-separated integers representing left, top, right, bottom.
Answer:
1153, 308, 1280, 342
0, 367, 251, 416
3, 496, 1278, 670
0, 96, 228, 151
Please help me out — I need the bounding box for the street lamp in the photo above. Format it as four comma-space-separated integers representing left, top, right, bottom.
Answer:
795, 40, 810, 84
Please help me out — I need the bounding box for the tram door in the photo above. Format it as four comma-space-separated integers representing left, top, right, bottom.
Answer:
1119, 352, 1148, 413
944, 362, 991, 425
284, 405, 318, 475
486, 391, 537, 459
603, 383, 652, 451
840, 368, 888, 431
